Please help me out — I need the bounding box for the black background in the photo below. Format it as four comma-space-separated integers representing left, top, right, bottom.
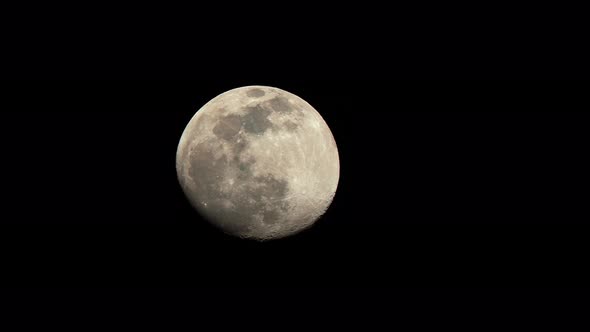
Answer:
2, 5, 590, 327
1, 79, 589, 291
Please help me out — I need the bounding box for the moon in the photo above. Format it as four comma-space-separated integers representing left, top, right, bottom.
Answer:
176, 86, 340, 240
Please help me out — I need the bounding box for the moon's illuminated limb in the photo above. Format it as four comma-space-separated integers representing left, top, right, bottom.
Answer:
176, 86, 339, 240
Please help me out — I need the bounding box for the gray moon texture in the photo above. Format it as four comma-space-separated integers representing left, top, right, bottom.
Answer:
176, 86, 340, 240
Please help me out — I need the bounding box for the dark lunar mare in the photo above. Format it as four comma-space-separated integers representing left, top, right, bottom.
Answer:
212, 114, 241, 140
188, 107, 292, 236
242, 105, 273, 134
246, 88, 265, 98
266, 96, 292, 113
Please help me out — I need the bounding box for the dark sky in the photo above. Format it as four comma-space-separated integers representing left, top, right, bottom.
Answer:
2, 12, 590, 329
3, 4, 590, 330
1, 80, 589, 292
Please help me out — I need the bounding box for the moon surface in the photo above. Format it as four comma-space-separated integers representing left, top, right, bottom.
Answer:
176, 86, 339, 240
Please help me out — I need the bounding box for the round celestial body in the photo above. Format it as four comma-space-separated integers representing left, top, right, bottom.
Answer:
176, 86, 340, 241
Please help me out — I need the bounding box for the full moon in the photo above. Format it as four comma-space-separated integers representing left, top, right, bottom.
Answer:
176, 86, 340, 240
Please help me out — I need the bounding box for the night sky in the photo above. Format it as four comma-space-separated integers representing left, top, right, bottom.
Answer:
1, 80, 589, 292
2, 2, 590, 328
